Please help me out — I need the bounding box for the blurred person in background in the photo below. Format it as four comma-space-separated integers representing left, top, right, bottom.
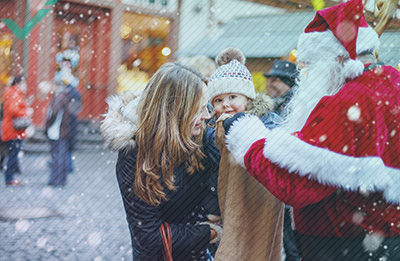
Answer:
179, 55, 217, 83
52, 59, 82, 174
2, 76, 31, 186
46, 70, 76, 186
264, 59, 301, 261
264, 59, 299, 117
180, 55, 218, 115
65, 83, 81, 173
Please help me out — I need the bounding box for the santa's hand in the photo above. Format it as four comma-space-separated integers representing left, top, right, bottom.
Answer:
223, 112, 247, 134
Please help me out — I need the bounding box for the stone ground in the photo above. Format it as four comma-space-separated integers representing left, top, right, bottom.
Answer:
0, 148, 133, 260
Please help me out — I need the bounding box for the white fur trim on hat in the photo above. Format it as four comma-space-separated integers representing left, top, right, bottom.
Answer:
342, 59, 364, 80
298, 27, 380, 63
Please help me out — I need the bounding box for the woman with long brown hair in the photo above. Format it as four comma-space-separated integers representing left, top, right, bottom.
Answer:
101, 63, 220, 260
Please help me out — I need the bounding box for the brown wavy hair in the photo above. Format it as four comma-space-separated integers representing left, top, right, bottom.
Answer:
134, 63, 206, 206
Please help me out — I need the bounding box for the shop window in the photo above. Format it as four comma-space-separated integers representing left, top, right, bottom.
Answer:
0, 33, 13, 90
148, 0, 167, 5
148, 37, 163, 46
120, 12, 171, 86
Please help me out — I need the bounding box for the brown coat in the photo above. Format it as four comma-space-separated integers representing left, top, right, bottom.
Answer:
214, 114, 284, 261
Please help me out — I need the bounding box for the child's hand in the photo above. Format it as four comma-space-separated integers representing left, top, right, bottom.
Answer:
215, 113, 232, 151
216, 113, 233, 124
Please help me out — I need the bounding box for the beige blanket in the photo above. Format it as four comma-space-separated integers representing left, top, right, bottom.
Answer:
215, 119, 284, 261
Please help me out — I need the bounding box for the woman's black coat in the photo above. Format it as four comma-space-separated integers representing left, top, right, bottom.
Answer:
116, 147, 213, 260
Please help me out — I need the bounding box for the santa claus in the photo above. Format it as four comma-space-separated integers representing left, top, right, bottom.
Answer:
221, 0, 400, 259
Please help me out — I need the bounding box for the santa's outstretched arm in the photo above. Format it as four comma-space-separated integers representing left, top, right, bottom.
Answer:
224, 115, 336, 209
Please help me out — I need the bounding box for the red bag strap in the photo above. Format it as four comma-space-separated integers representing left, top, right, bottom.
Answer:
159, 222, 173, 261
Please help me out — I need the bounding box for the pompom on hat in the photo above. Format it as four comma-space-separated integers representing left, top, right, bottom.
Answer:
208, 47, 256, 103
297, 0, 380, 79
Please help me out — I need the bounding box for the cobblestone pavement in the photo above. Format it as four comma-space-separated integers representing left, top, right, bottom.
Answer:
0, 148, 133, 261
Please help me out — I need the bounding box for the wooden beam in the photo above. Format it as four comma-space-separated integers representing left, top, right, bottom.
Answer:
246, 0, 400, 30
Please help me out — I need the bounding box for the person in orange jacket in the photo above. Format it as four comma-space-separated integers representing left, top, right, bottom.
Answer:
2, 76, 30, 186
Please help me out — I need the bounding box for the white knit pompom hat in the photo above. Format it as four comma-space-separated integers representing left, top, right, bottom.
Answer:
208, 47, 256, 103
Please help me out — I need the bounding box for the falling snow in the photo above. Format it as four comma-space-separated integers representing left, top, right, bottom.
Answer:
352, 212, 365, 225
347, 105, 361, 122
88, 232, 103, 247
36, 237, 48, 249
15, 220, 30, 233
363, 233, 384, 252
319, 134, 327, 143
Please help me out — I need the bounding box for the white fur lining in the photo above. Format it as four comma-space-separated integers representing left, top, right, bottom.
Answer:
342, 59, 364, 80
100, 94, 140, 151
264, 128, 400, 204
225, 115, 269, 168
298, 27, 380, 63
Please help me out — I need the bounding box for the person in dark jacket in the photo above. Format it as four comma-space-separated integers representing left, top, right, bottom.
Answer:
101, 63, 221, 260
264, 59, 299, 118
65, 84, 82, 173
45, 82, 73, 186
264, 60, 302, 260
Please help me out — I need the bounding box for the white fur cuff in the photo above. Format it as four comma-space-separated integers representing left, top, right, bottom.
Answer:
263, 128, 400, 204
225, 115, 269, 167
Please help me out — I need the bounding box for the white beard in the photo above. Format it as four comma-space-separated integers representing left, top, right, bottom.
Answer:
283, 58, 346, 133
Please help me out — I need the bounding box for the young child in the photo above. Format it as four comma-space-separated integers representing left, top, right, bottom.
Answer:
208, 47, 281, 127
203, 47, 285, 260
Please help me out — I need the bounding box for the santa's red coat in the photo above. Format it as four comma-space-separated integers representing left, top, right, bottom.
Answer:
226, 64, 400, 238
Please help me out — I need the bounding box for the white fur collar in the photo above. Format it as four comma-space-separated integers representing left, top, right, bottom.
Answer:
225, 115, 270, 167
100, 91, 142, 151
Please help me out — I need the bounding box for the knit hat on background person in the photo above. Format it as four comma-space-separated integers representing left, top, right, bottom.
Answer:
297, 0, 380, 80
179, 55, 217, 81
208, 47, 256, 103
264, 60, 298, 88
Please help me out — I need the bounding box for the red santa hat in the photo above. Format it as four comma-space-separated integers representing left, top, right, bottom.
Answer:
297, 0, 380, 79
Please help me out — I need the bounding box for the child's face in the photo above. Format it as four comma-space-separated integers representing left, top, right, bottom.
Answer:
213, 93, 250, 118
